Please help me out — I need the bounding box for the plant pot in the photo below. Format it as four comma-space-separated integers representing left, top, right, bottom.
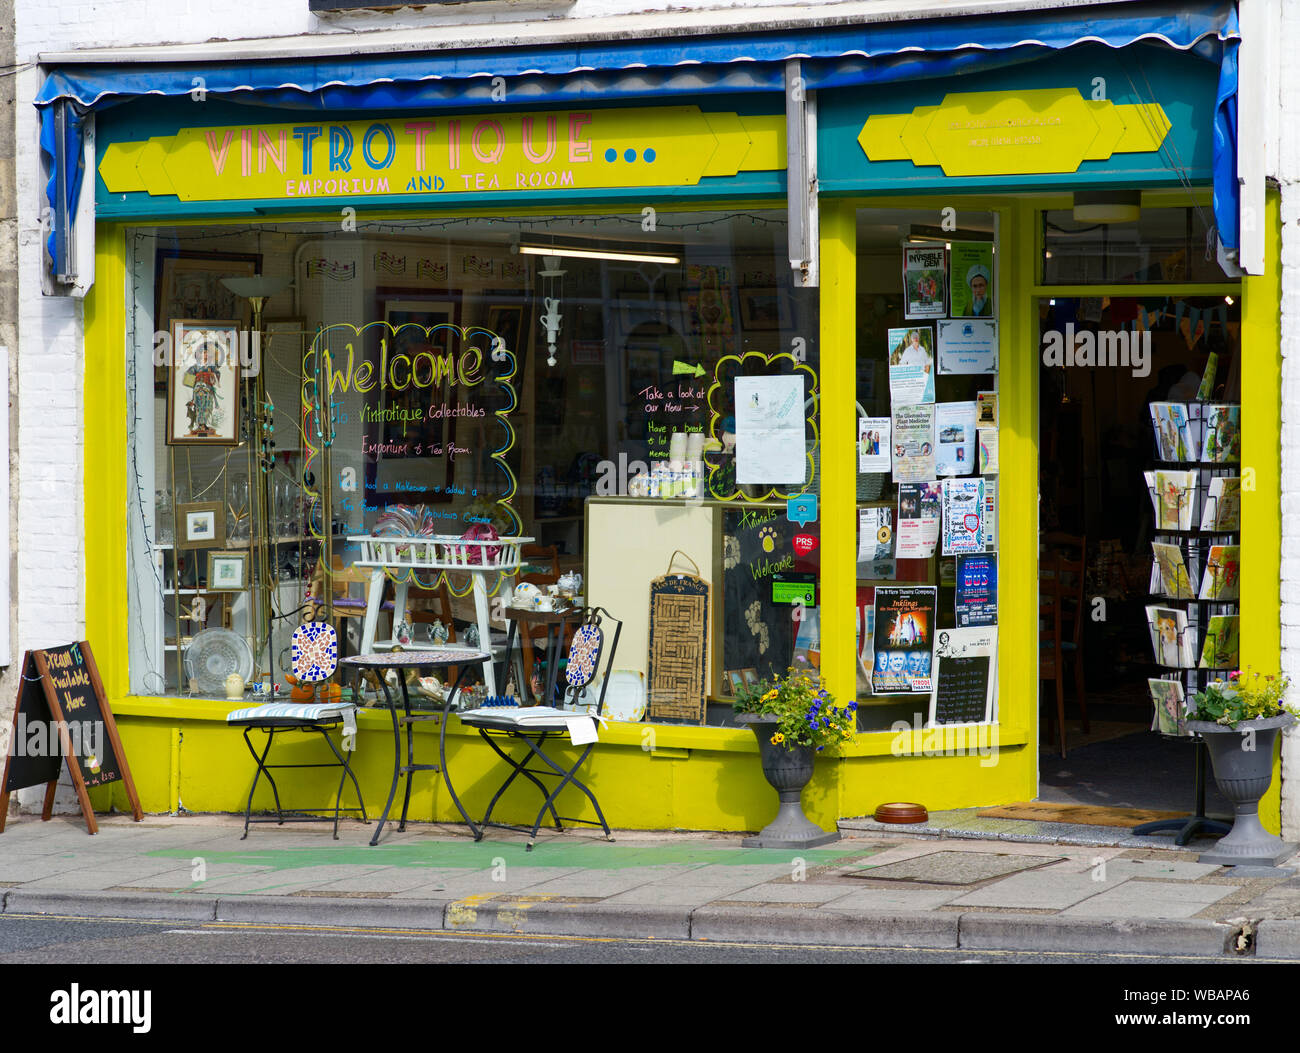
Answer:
1186, 714, 1297, 866
735, 713, 839, 849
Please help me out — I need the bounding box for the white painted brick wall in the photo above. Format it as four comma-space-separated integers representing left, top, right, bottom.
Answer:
1275, 0, 1300, 837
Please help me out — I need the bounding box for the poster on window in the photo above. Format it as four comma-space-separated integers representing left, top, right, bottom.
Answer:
892, 404, 936, 483
734, 375, 806, 485
903, 246, 947, 319
937, 319, 998, 375
887, 327, 935, 405
935, 401, 978, 476
949, 241, 994, 318
929, 627, 997, 726
859, 416, 891, 473
955, 553, 998, 627
871, 586, 937, 695
896, 481, 941, 560
941, 478, 986, 555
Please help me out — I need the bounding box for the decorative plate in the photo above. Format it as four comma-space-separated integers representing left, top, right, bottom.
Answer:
186, 628, 255, 698
291, 621, 338, 684
602, 670, 647, 722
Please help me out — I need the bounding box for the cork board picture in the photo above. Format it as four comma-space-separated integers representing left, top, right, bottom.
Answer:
647, 572, 711, 724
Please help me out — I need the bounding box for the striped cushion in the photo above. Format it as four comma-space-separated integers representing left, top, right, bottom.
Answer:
227, 702, 356, 725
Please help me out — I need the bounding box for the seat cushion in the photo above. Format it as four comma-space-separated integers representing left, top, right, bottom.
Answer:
227, 701, 356, 726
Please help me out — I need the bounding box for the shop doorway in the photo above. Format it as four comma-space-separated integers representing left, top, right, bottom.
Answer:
1036, 291, 1238, 813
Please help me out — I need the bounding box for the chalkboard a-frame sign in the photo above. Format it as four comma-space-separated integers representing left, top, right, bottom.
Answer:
0, 642, 142, 835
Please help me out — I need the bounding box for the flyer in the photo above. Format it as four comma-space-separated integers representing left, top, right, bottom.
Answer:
937, 319, 998, 375
941, 477, 986, 555
734, 375, 805, 485
935, 401, 977, 476
949, 241, 994, 318
978, 427, 999, 474
976, 390, 998, 427
858, 416, 891, 473
896, 481, 941, 559
858, 506, 893, 562
929, 627, 997, 726
871, 586, 937, 694
891, 404, 936, 483
955, 553, 998, 627
903, 246, 947, 319
982, 477, 998, 551
887, 326, 935, 405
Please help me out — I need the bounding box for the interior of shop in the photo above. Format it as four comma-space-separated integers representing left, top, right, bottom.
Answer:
1034, 204, 1239, 814
127, 209, 823, 723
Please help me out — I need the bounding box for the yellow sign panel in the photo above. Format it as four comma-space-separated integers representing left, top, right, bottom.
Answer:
99, 107, 785, 202
858, 88, 1170, 177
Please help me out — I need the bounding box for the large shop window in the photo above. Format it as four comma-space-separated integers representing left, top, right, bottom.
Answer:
125, 210, 819, 726
852, 209, 999, 733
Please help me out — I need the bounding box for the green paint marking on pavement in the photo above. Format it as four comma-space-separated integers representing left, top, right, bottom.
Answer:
147, 841, 885, 872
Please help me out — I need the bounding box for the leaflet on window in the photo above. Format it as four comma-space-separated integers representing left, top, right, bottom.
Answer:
929, 627, 997, 726
941, 478, 986, 555
935, 401, 977, 476
887, 326, 935, 404
903, 246, 947, 320
978, 428, 999, 474
955, 553, 998, 627
858, 507, 893, 562
937, 319, 998, 375
858, 416, 891, 473
734, 375, 805, 485
871, 586, 937, 695
891, 404, 936, 483
896, 481, 941, 560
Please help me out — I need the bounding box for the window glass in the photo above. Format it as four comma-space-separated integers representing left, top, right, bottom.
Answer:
1042, 207, 1232, 285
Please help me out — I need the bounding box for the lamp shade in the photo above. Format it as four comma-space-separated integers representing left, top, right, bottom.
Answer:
1072, 191, 1142, 224
220, 275, 292, 299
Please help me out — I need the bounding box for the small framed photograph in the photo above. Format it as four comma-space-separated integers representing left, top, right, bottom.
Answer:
206, 551, 249, 591
741, 668, 761, 690
154, 250, 259, 388
177, 502, 225, 550
739, 288, 790, 331
167, 319, 242, 445
723, 670, 746, 696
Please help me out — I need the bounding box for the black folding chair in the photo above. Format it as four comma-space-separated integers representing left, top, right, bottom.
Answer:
458, 607, 622, 850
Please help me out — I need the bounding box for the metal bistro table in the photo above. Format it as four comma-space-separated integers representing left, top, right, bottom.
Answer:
340, 649, 491, 846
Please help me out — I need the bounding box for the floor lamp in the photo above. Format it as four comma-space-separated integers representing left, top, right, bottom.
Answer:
222, 275, 292, 689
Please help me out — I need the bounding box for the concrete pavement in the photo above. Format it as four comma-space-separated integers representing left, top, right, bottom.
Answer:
3, 810, 1300, 957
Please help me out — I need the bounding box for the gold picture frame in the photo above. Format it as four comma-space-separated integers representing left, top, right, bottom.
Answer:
206, 550, 249, 591
177, 501, 226, 550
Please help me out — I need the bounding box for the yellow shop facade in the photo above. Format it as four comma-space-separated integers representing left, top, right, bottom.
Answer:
33, 2, 1281, 833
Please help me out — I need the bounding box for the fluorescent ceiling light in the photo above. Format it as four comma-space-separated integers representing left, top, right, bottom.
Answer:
516, 243, 681, 265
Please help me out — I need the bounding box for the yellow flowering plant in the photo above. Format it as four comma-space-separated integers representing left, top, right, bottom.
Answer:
732, 659, 858, 751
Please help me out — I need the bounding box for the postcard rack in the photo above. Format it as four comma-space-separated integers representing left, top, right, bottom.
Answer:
1138, 398, 1240, 846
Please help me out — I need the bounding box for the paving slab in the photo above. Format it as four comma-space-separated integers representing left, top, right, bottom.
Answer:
444, 896, 691, 939
1061, 880, 1239, 919
598, 884, 744, 907
711, 882, 861, 904
948, 870, 1119, 910
852, 850, 1066, 885
819, 887, 967, 911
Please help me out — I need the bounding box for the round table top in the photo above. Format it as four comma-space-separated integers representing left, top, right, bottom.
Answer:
340, 649, 491, 668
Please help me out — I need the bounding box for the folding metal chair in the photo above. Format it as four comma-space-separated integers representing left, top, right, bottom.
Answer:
226, 622, 368, 839
457, 607, 622, 850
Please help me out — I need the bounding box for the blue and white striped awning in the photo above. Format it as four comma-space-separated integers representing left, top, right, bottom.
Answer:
36, 0, 1241, 278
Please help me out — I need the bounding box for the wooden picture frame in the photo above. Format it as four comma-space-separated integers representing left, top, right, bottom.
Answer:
177, 501, 225, 550
741, 668, 761, 690
738, 287, 790, 331
154, 250, 260, 387
166, 319, 242, 445
724, 669, 745, 696
485, 304, 525, 359
206, 550, 249, 591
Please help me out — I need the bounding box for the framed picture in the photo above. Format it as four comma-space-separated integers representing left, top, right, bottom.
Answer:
155, 251, 260, 387
724, 670, 745, 696
485, 304, 525, 359
166, 320, 242, 445
739, 288, 790, 331
206, 551, 249, 591
741, 668, 761, 690
571, 339, 605, 365
177, 502, 225, 550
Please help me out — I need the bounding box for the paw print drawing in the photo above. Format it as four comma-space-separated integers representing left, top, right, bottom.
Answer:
759, 526, 778, 553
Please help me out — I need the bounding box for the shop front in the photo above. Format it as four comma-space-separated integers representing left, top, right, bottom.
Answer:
38, 2, 1274, 834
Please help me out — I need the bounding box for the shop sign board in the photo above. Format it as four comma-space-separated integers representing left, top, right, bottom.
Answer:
0, 642, 143, 836
99, 107, 785, 204
858, 88, 1170, 177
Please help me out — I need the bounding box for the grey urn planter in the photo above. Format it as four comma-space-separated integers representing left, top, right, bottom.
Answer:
735, 713, 840, 849
1186, 713, 1297, 866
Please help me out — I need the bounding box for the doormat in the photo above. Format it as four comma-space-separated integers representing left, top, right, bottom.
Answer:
977, 802, 1188, 827
847, 851, 1065, 885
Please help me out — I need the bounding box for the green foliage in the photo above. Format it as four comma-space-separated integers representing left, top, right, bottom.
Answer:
732, 658, 858, 751
1192, 669, 1296, 728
